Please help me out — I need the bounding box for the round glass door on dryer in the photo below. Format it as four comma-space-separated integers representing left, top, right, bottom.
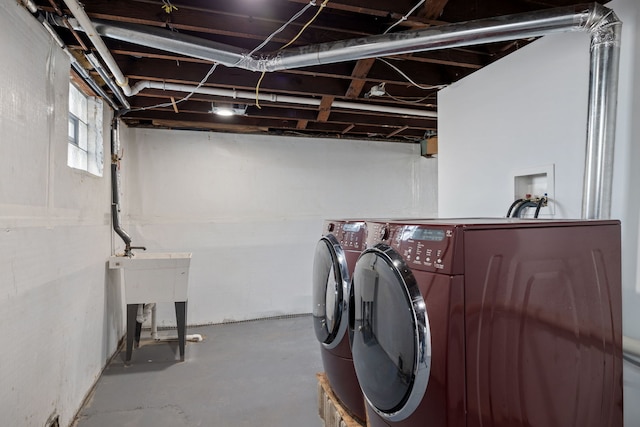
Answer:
312, 220, 366, 422
351, 221, 465, 427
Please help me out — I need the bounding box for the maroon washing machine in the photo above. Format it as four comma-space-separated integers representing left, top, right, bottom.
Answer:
352, 218, 623, 427
312, 219, 366, 422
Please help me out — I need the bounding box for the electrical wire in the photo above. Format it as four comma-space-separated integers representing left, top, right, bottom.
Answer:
255, 0, 330, 108
384, 0, 426, 34
255, 71, 267, 109
244, 0, 317, 58
128, 63, 219, 113
384, 93, 437, 105
161, 0, 178, 14
506, 199, 525, 218
377, 58, 448, 90
280, 0, 330, 50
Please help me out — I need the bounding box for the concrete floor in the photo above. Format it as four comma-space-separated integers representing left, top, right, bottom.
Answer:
73, 315, 324, 427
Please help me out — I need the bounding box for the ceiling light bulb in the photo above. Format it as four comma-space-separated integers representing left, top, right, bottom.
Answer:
215, 108, 235, 116
211, 103, 247, 116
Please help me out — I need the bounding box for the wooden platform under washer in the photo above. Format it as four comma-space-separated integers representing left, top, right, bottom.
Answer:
316, 372, 367, 427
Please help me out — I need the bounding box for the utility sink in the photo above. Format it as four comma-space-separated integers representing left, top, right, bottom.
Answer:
109, 252, 192, 362
109, 253, 192, 304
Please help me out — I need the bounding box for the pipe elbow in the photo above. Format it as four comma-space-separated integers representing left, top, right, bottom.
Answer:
585, 4, 622, 48
128, 81, 151, 96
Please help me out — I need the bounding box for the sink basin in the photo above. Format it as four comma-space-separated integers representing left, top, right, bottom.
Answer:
109, 253, 192, 303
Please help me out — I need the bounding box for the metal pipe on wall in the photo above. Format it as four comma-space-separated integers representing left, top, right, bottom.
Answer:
85, 53, 130, 109
582, 10, 622, 219
110, 117, 132, 252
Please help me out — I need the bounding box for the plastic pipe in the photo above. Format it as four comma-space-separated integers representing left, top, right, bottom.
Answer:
59, 0, 131, 93
130, 81, 437, 118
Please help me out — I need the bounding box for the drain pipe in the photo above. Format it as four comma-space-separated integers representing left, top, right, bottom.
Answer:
110, 116, 132, 255
110, 116, 147, 257
129, 81, 438, 118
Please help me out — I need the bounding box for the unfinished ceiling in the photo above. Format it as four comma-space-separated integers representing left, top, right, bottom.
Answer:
32, 0, 607, 142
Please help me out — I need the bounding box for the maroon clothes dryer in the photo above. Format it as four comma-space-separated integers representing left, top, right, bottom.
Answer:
352, 218, 623, 427
312, 219, 366, 422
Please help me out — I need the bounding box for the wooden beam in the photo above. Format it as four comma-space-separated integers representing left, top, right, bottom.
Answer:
70, 69, 98, 97
297, 120, 308, 130
419, 0, 450, 20
342, 124, 355, 134
286, 0, 447, 26
149, 119, 268, 133
345, 58, 376, 99
387, 126, 409, 138
317, 96, 334, 122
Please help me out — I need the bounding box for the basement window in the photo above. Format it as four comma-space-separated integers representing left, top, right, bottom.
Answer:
67, 82, 104, 176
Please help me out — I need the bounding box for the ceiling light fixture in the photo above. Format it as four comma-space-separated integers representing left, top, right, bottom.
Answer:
211, 103, 247, 116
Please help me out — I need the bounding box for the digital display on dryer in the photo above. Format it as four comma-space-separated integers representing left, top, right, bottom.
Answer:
411, 228, 446, 241
343, 223, 362, 232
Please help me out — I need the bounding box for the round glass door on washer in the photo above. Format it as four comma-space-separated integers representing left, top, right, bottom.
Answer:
312, 220, 366, 422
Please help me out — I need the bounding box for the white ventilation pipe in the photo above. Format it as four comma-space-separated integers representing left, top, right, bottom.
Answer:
60, 0, 131, 94
130, 81, 438, 118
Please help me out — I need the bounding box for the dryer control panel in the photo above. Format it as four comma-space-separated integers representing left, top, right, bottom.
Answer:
324, 221, 366, 251
396, 224, 459, 274
365, 222, 404, 249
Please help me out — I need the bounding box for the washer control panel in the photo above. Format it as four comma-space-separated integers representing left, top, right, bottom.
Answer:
397, 225, 457, 273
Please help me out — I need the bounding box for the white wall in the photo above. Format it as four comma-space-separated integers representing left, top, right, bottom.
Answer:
438, 0, 640, 423
438, 31, 590, 219
120, 129, 437, 325
0, 3, 122, 426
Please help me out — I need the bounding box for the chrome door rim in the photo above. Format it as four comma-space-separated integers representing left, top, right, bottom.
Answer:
313, 234, 350, 349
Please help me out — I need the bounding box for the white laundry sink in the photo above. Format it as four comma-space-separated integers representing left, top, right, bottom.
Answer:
109, 253, 192, 304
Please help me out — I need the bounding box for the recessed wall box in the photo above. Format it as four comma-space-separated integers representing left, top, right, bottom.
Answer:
513, 164, 555, 216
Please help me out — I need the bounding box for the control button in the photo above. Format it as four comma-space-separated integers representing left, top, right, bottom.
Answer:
437, 259, 442, 263
327, 223, 335, 232
426, 257, 430, 262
